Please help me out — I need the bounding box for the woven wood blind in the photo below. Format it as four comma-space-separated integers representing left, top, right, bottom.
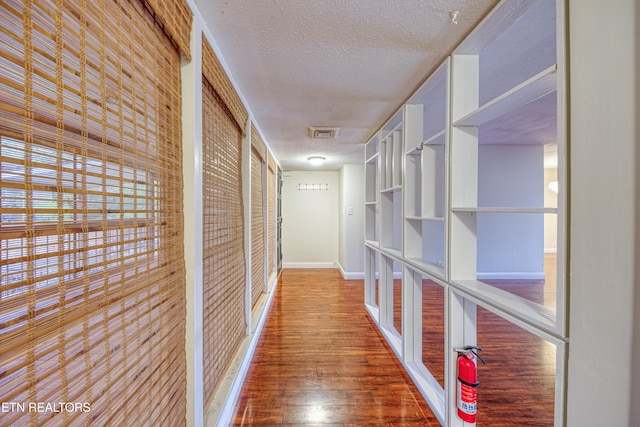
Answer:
250, 146, 264, 308
201, 55, 247, 404
250, 124, 267, 160
0, 0, 187, 425
141, 0, 193, 60
267, 153, 276, 275
202, 38, 248, 132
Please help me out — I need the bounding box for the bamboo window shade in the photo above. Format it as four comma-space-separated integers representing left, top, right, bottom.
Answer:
250, 126, 265, 308
202, 38, 248, 131
201, 37, 247, 407
267, 153, 276, 275
0, 0, 188, 425
140, 0, 193, 60
250, 123, 267, 160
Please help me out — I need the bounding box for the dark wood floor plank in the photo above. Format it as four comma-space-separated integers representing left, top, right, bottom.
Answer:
231, 269, 439, 426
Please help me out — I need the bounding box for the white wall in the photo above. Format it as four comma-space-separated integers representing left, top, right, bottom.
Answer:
282, 170, 339, 267
567, 0, 639, 425
338, 164, 365, 278
477, 144, 544, 278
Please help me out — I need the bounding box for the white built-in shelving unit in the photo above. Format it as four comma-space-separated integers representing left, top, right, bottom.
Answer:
363, 0, 567, 425
404, 59, 449, 280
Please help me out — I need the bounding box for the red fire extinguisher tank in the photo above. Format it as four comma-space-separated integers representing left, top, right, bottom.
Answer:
456, 346, 485, 423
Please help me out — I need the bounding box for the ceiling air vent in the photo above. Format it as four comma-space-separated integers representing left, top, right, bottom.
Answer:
309, 126, 340, 140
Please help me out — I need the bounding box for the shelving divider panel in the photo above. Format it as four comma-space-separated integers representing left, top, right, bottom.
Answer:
453, 65, 557, 127
392, 130, 403, 187
386, 135, 394, 189
380, 138, 388, 191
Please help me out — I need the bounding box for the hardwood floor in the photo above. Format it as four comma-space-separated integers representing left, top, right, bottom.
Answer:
232, 267, 556, 426
231, 269, 439, 426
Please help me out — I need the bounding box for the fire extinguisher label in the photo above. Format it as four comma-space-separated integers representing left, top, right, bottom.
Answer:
457, 380, 477, 415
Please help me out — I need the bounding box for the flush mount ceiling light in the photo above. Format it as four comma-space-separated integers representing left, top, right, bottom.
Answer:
309, 126, 340, 140
307, 156, 325, 166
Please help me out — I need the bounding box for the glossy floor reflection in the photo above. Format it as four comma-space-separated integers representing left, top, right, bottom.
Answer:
231, 269, 438, 426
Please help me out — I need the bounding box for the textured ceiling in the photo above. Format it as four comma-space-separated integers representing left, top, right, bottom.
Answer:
195, 0, 501, 170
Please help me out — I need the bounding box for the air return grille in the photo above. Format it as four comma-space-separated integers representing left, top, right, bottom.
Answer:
309, 126, 340, 139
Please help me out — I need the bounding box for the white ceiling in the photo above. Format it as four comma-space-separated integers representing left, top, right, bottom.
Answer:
195, 0, 502, 170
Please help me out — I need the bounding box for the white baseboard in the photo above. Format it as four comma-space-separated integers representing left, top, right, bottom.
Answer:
336, 262, 364, 280
477, 272, 546, 280
282, 261, 336, 269
206, 276, 279, 426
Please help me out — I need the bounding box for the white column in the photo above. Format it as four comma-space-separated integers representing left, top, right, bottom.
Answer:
567, 0, 639, 425
181, 13, 204, 427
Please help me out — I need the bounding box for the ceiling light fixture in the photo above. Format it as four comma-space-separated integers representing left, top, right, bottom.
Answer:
307, 156, 325, 166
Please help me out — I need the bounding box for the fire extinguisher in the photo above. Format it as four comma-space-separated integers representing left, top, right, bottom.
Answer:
455, 346, 485, 423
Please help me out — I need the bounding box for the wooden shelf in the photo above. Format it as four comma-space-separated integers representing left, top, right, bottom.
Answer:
365, 201, 379, 206
453, 65, 557, 127
365, 152, 379, 164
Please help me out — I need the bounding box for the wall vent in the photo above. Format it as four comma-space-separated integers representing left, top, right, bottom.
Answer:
309, 126, 340, 140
